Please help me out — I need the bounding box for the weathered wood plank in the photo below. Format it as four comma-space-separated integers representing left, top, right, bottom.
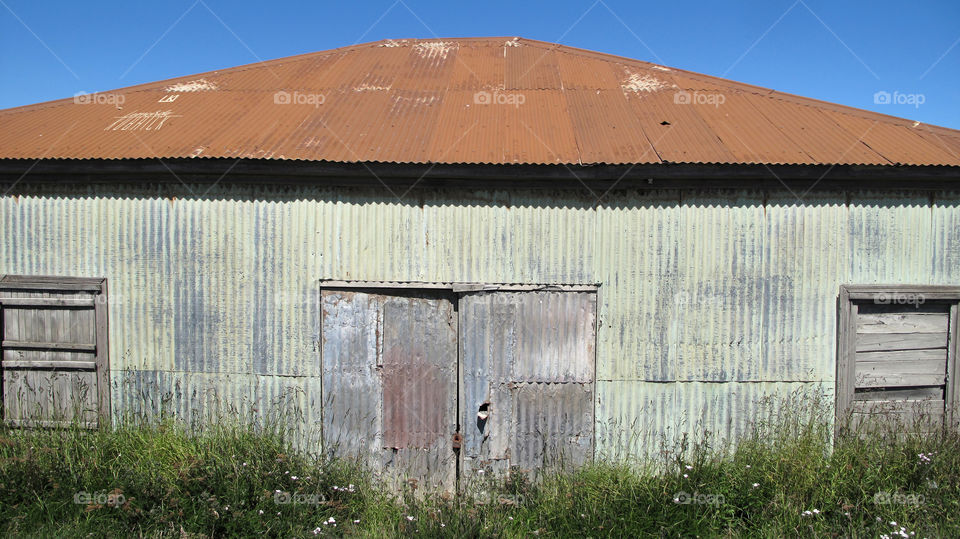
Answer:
850, 399, 945, 416
948, 304, 960, 426
854, 386, 944, 401
856, 332, 947, 351
0, 298, 95, 308
846, 285, 960, 301
855, 349, 947, 363
2, 340, 96, 352
835, 289, 856, 423
2, 360, 96, 370
857, 313, 949, 334
856, 373, 946, 389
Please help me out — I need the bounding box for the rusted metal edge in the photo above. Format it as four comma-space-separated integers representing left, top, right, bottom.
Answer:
1, 160, 959, 187
319, 280, 600, 292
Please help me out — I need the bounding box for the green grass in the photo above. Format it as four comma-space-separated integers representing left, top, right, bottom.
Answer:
1, 396, 959, 537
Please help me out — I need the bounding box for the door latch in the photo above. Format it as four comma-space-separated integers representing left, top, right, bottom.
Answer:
452, 432, 463, 450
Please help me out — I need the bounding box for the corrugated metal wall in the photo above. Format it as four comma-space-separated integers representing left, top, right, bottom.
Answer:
2, 185, 958, 458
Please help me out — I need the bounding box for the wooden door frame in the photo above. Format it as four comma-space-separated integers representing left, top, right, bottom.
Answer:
0, 275, 110, 427
836, 284, 960, 430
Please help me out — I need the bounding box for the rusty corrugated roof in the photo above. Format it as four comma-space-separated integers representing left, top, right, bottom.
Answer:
2, 37, 959, 167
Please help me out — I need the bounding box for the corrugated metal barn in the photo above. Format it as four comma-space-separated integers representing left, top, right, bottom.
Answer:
1, 37, 960, 490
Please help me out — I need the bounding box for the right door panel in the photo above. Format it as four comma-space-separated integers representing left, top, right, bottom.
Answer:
460, 290, 596, 479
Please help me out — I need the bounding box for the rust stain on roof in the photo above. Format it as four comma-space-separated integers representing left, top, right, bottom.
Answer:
1, 36, 958, 167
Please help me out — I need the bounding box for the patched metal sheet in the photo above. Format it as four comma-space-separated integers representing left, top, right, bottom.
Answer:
511, 382, 593, 474
381, 295, 457, 449
320, 291, 382, 464
321, 289, 457, 491
460, 290, 596, 478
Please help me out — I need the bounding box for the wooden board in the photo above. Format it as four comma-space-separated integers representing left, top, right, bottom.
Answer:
854, 386, 943, 401
855, 332, 948, 352
849, 399, 945, 432
857, 312, 949, 334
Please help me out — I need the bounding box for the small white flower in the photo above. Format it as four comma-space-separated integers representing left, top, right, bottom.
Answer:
891, 521, 897, 526
745, 465, 751, 469
685, 465, 693, 470
406, 515, 415, 521
812, 509, 820, 514
242, 462, 247, 467
312, 527, 322, 535
291, 476, 298, 480
258, 510, 264, 515
353, 519, 360, 524
508, 516, 513, 520
752, 483, 759, 488
683, 474, 688, 478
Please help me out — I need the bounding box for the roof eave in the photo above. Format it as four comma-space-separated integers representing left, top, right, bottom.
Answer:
1, 158, 958, 192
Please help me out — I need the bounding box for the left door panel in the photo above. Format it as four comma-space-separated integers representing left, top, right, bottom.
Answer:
321, 289, 458, 492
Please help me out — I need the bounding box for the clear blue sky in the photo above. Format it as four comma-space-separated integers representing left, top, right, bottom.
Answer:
2, 0, 958, 128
